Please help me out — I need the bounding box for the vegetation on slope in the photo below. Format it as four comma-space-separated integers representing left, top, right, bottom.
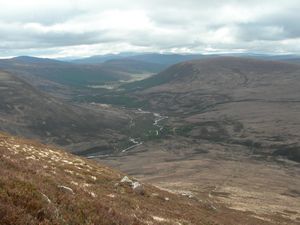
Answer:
0, 132, 231, 225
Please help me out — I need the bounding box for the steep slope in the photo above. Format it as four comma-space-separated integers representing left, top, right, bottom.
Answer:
0, 132, 278, 225
0, 71, 128, 150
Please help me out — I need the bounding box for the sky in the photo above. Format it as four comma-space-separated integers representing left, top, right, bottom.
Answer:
0, 0, 300, 58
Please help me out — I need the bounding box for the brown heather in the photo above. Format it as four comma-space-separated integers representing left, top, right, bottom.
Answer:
0, 132, 275, 225
0, 132, 199, 225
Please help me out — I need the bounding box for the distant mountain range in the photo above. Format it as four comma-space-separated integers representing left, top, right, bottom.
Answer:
70, 53, 206, 65
68, 52, 300, 66
0, 56, 165, 89
1, 53, 299, 91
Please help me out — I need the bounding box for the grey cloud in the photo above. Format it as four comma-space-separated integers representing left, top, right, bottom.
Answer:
0, 0, 300, 57
234, 24, 286, 41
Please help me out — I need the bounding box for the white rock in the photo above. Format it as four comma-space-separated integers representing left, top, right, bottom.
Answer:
120, 176, 132, 184
132, 181, 141, 190
58, 185, 74, 194
120, 176, 145, 194
90, 176, 97, 181
40, 192, 51, 203
107, 194, 115, 198
132, 181, 145, 195
89, 192, 97, 198
152, 216, 167, 222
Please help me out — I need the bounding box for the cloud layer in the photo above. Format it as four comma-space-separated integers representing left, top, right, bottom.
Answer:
0, 0, 300, 57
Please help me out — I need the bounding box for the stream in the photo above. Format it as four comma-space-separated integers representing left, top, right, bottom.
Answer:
87, 109, 168, 158
121, 109, 168, 153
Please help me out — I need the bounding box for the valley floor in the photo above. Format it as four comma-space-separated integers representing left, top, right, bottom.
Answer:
99, 136, 300, 225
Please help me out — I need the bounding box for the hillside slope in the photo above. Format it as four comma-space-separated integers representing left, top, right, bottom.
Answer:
0, 132, 275, 225
0, 71, 128, 150
0, 56, 132, 88
124, 57, 300, 93
0, 56, 168, 91
123, 57, 300, 162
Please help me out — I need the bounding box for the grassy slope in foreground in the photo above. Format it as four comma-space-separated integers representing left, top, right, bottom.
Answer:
0, 133, 275, 225
0, 132, 217, 225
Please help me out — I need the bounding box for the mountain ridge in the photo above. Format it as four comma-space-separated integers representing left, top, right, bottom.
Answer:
123, 56, 300, 92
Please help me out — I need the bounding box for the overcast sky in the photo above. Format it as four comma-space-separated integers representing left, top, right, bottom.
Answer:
0, 0, 300, 58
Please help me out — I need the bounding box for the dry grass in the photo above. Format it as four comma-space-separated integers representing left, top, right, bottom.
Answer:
0, 132, 283, 225
0, 132, 212, 225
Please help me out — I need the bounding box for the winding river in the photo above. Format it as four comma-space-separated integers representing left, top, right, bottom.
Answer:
87, 109, 168, 158
121, 109, 168, 152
